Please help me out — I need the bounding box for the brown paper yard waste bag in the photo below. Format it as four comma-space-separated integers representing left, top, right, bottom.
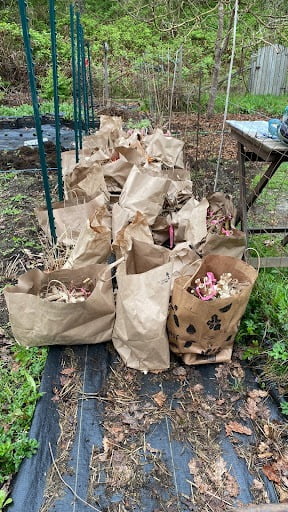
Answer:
64, 159, 109, 202
112, 239, 172, 371
144, 129, 185, 168
197, 228, 246, 259
167, 254, 257, 365
119, 165, 170, 225
36, 195, 105, 246
102, 154, 133, 189
4, 264, 115, 347
112, 211, 153, 258
63, 209, 112, 269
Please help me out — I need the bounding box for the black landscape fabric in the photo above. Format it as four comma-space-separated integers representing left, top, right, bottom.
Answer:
8, 344, 280, 512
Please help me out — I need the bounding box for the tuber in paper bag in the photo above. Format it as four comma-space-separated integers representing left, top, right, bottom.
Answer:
4, 264, 115, 347
167, 254, 257, 365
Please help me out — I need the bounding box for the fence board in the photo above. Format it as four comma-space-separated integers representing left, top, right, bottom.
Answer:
249, 45, 288, 95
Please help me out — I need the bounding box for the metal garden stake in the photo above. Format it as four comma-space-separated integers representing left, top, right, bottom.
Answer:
49, 0, 63, 200
18, 0, 57, 244
86, 41, 95, 129
70, 4, 79, 162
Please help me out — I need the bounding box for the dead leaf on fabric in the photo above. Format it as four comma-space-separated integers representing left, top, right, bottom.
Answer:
225, 472, 239, 497
106, 425, 125, 443
190, 383, 204, 393
172, 366, 187, 378
251, 478, 264, 491
248, 389, 268, 399
230, 362, 244, 380
60, 367, 76, 375
262, 463, 281, 484
225, 421, 252, 436
213, 456, 226, 487
152, 391, 167, 407
257, 441, 273, 459
146, 443, 161, 454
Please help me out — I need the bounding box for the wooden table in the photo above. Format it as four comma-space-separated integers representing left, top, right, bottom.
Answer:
226, 120, 288, 267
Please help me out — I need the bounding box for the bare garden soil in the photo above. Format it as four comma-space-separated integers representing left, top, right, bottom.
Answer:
1, 112, 288, 511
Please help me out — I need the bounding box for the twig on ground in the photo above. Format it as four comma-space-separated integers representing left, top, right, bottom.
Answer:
48, 442, 103, 512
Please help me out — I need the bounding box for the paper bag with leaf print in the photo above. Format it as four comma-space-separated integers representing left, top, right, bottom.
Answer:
35, 195, 105, 246
167, 254, 257, 365
63, 207, 112, 269
4, 263, 115, 347
112, 239, 172, 371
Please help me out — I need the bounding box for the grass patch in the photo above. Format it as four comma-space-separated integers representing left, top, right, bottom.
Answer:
0, 101, 73, 120
237, 267, 288, 392
0, 344, 48, 484
200, 92, 288, 116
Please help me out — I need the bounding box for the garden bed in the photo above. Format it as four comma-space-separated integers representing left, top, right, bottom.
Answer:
0, 112, 288, 510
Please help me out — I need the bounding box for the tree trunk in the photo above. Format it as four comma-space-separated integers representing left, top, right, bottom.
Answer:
207, 1, 224, 117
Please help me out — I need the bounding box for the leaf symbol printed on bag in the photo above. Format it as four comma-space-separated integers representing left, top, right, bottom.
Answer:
219, 303, 232, 313
173, 314, 179, 327
207, 314, 221, 331
186, 324, 196, 335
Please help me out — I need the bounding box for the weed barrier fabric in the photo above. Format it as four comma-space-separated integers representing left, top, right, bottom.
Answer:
9, 345, 280, 512
0, 125, 76, 151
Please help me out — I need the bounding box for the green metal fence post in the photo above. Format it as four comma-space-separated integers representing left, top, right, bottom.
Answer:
18, 0, 57, 244
49, 0, 63, 200
69, 3, 79, 162
80, 24, 89, 134
76, 11, 83, 149
86, 41, 95, 130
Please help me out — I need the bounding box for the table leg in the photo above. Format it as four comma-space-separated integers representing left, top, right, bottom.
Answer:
237, 142, 248, 238
236, 155, 284, 225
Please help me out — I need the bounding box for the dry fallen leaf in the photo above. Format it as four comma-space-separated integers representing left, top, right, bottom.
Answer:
172, 366, 187, 378
248, 389, 268, 399
225, 421, 252, 436
145, 443, 161, 454
190, 383, 204, 393
251, 478, 264, 491
230, 362, 244, 380
262, 463, 281, 484
213, 456, 226, 487
60, 367, 76, 376
152, 391, 167, 407
225, 472, 239, 497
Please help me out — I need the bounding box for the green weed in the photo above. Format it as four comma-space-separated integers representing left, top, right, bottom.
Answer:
0, 345, 48, 484
1, 207, 21, 216
0, 490, 12, 511
237, 268, 288, 388
280, 401, 288, 416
